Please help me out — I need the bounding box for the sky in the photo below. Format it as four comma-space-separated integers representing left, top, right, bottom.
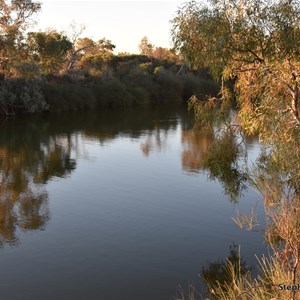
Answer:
32, 1, 186, 54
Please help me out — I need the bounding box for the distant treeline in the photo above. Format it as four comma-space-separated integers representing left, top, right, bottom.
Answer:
0, 0, 219, 115
1, 52, 219, 115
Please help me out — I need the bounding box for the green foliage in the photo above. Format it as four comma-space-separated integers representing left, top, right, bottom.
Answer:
43, 82, 96, 111
0, 0, 41, 76
0, 78, 48, 114
108, 54, 150, 68
73, 37, 115, 70
0, 16, 220, 115
92, 80, 130, 107
172, 1, 230, 76
44, 78, 151, 111
41, 64, 209, 112
172, 3, 300, 295
11, 61, 40, 78
188, 93, 231, 132
17, 79, 48, 112
181, 72, 220, 101
172, 0, 300, 145
76, 37, 115, 56
27, 30, 73, 74
154, 67, 184, 102
97, 38, 115, 54
79, 54, 105, 71
0, 82, 13, 105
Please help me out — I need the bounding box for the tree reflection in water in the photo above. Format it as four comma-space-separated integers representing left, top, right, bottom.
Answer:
140, 124, 171, 157
183, 130, 300, 299
181, 128, 249, 203
0, 105, 190, 247
201, 243, 251, 297
0, 131, 77, 246
137, 116, 249, 203
181, 129, 213, 172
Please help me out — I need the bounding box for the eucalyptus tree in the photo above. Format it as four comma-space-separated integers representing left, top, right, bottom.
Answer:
0, 0, 41, 75
27, 30, 73, 74
74, 37, 115, 72
138, 36, 154, 56
67, 37, 98, 71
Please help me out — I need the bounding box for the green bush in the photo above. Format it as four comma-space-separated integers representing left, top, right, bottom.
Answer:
182, 73, 220, 101
0, 79, 48, 114
127, 86, 149, 105
43, 83, 96, 111
92, 80, 130, 107
154, 67, 184, 102
0, 54, 220, 114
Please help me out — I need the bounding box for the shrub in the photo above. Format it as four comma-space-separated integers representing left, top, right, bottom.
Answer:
182, 73, 220, 101
154, 67, 184, 102
0, 79, 48, 114
43, 83, 96, 111
92, 80, 130, 107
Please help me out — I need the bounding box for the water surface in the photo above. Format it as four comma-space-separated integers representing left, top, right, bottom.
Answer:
0, 104, 266, 300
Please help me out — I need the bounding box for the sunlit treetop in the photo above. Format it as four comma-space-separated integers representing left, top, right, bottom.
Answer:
172, 0, 300, 144
0, 0, 41, 74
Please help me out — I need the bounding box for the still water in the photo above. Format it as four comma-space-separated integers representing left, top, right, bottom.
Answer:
0, 104, 266, 300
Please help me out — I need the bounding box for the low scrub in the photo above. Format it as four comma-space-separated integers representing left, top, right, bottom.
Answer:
0, 78, 48, 115
0, 57, 220, 114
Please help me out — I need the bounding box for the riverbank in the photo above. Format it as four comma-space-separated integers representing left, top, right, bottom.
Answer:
0, 56, 219, 116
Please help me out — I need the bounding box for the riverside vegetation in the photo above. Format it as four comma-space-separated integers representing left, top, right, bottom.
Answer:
172, 0, 300, 299
0, 1, 219, 115
2, 0, 300, 299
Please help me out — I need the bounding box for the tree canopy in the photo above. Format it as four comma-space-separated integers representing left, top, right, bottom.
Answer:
172, 2, 300, 295
0, 0, 41, 74
172, 0, 300, 144
27, 30, 73, 74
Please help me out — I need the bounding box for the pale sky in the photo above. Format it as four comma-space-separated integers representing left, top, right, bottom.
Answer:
32, 1, 186, 54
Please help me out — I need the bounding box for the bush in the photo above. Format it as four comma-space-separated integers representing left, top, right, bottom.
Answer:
0, 79, 48, 114
43, 83, 96, 111
154, 67, 184, 102
0, 54, 221, 114
92, 80, 130, 107
182, 73, 220, 101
